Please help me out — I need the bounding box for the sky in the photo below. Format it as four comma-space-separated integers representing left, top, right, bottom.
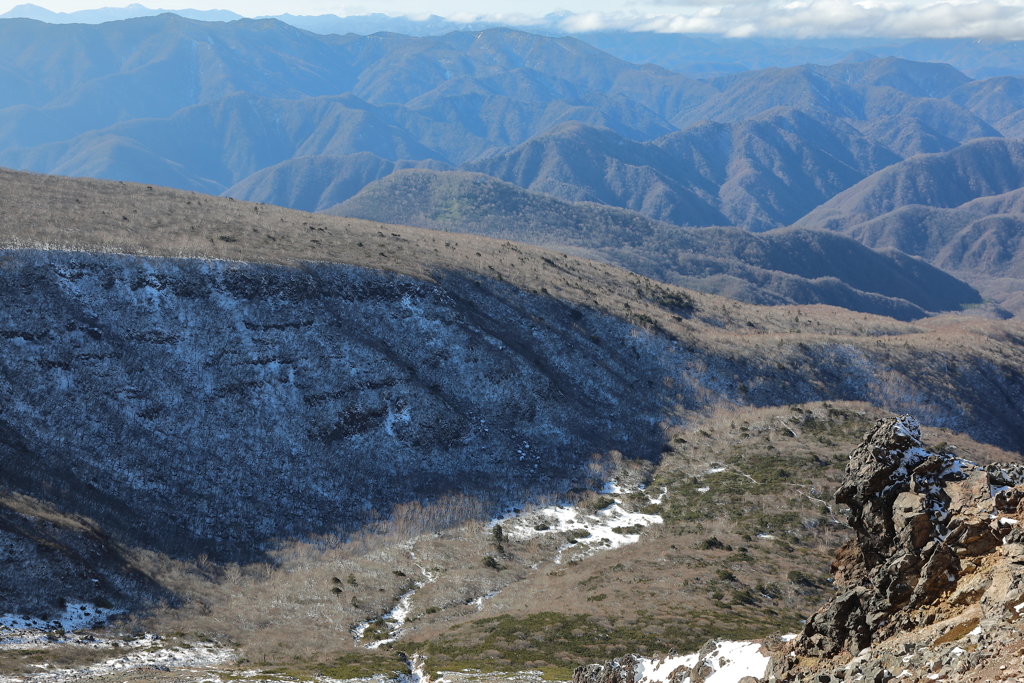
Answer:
8, 0, 1024, 38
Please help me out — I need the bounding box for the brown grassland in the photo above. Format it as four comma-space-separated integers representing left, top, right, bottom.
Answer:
3, 402, 1013, 680
1, 168, 1024, 679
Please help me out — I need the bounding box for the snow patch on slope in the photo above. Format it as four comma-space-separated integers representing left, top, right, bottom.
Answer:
354, 551, 438, 648
0, 603, 118, 633
634, 653, 696, 682
633, 639, 774, 683
0, 633, 233, 682
495, 483, 663, 564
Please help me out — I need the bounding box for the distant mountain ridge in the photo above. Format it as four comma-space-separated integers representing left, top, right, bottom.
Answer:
4, 15, 1024, 317
325, 168, 982, 319
10, 6, 1024, 78
461, 109, 902, 231
796, 138, 1024, 232
796, 138, 1024, 313
0, 2, 244, 22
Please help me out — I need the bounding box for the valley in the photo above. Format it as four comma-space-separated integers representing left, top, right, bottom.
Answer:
1, 169, 1024, 683
5, 12, 1024, 683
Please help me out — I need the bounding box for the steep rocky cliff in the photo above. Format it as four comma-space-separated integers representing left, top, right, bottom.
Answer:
768, 415, 1024, 682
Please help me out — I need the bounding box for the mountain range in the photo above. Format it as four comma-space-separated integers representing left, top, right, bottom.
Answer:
2, 168, 1024, 680
6, 14, 1024, 676
5, 16, 1024, 314
13, 5, 1024, 79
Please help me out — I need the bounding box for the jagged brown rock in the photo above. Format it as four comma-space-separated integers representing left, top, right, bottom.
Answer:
768, 415, 1024, 682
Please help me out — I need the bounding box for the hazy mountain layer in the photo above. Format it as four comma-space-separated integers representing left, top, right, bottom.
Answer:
664, 59, 998, 160
9, 7, 1024, 79
463, 110, 900, 231
0, 18, 703, 167
795, 138, 1024, 313
0, 17, 1016, 240
328, 168, 980, 319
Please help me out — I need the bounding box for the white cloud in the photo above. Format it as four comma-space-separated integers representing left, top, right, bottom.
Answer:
547, 0, 1024, 39
11, 0, 1024, 39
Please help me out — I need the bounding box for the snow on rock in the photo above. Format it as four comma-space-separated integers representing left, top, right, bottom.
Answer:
684, 640, 771, 683
354, 587, 419, 649
632, 640, 771, 683
578, 639, 776, 683
397, 653, 432, 683
0, 602, 118, 634
633, 653, 696, 683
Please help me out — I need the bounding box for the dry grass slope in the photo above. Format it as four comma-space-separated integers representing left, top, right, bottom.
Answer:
25, 402, 1001, 682
2, 170, 1024, 680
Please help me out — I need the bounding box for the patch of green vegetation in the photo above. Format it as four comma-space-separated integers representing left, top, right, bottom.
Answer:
0, 644, 127, 676
317, 652, 407, 679
363, 618, 394, 641
649, 289, 694, 316
697, 537, 730, 551
425, 657, 576, 682
410, 610, 798, 676
588, 496, 616, 511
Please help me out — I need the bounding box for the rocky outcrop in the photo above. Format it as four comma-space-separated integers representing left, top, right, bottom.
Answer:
574, 654, 652, 683
768, 415, 1024, 682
